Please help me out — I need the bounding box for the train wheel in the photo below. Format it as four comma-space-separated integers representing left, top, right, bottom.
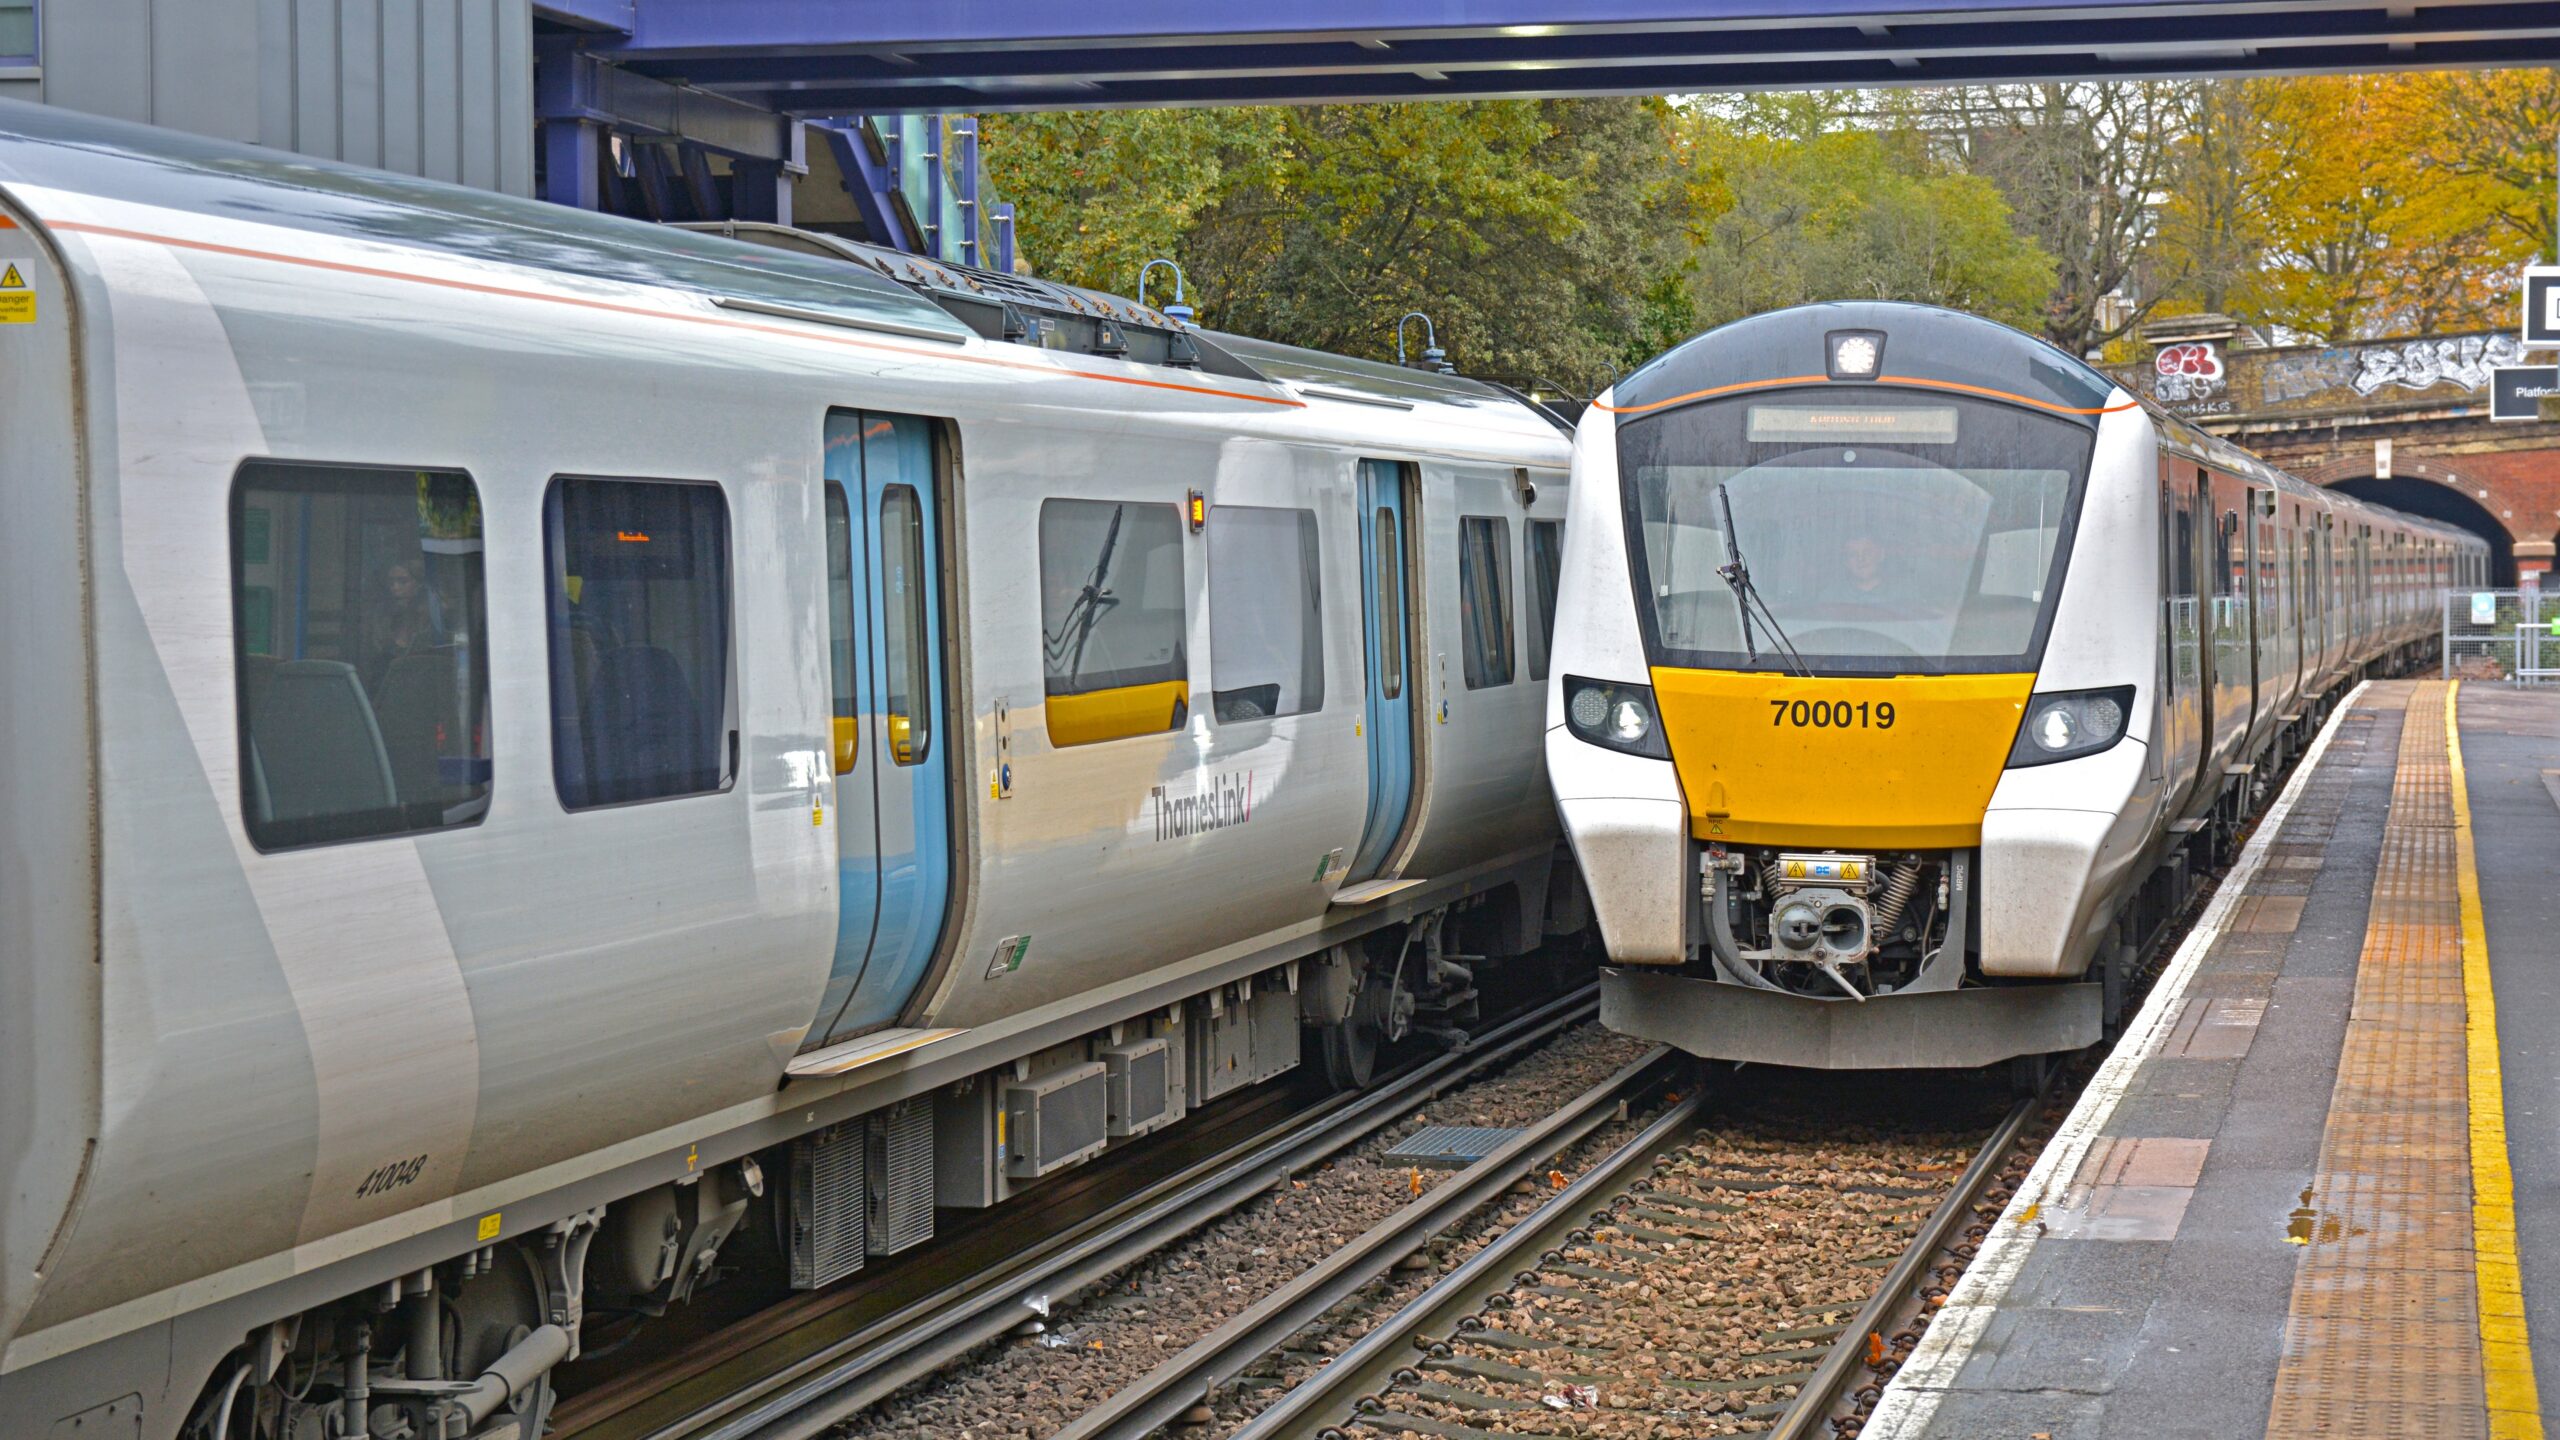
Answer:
1316, 963, 1403, 1091
1316, 1014, 1379, 1092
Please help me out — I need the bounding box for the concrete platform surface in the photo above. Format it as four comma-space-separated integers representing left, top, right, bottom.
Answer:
1865, 680, 2558, 1440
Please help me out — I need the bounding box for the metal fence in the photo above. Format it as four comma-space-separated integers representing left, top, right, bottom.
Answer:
2443, 588, 2560, 683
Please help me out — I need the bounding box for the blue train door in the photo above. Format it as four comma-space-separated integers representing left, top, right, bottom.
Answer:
810, 411, 954, 1046
1352, 460, 1417, 881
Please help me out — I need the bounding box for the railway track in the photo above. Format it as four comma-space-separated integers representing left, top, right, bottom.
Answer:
1156, 1076, 2049, 1440
556, 984, 1608, 1440
1024, 1065, 2037, 1434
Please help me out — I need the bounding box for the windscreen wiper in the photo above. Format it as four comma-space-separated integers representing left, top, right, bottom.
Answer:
1715, 483, 1810, 677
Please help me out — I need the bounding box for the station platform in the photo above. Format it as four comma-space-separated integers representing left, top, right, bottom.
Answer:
1867, 679, 2560, 1440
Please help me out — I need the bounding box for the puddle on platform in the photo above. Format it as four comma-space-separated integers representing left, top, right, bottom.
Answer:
2284, 1185, 2367, 1246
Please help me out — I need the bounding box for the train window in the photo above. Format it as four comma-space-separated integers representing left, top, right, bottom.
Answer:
1460, 516, 1516, 688
1209, 505, 1324, 723
1525, 518, 1564, 683
881, 486, 934, 764
1375, 508, 1404, 701
825, 487, 859, 773
545, 477, 736, 809
1040, 498, 1190, 745
230, 462, 492, 851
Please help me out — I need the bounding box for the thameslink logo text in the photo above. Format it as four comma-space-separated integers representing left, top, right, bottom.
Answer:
1152, 771, 1256, 840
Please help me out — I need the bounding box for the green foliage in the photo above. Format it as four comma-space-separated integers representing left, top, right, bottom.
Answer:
985, 99, 1687, 391
1679, 113, 2054, 333
979, 108, 1283, 302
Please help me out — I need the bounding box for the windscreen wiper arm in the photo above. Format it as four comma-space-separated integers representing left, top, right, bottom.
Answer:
1715, 483, 1810, 678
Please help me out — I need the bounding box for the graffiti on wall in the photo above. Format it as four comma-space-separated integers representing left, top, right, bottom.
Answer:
2172, 331, 2536, 413
2258, 347, 2358, 404
2345, 333, 2530, 395
2151, 340, 2229, 412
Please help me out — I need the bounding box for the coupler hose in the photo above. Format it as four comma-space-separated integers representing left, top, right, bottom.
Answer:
1706, 868, 1786, 992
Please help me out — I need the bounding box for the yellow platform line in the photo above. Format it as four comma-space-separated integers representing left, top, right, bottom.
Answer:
2450, 680, 2545, 1440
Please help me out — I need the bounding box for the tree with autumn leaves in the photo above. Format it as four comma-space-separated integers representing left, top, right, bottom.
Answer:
979, 68, 2557, 377
2152, 69, 2560, 343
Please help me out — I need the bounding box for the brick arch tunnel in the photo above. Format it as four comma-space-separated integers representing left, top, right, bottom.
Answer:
2323, 476, 2520, 586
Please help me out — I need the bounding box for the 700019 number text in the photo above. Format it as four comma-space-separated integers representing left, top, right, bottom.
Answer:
1769, 699, 1895, 730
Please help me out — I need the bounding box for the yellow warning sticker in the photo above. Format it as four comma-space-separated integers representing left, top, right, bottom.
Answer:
476, 1212, 502, 1242
0, 262, 31, 324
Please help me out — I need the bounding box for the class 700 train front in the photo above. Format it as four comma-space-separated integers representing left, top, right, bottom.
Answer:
1545, 301, 2481, 1070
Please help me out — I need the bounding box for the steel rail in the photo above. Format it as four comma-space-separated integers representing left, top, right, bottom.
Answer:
1051, 1046, 1684, 1440
611, 984, 1600, 1440
1230, 1083, 1705, 1440
1764, 1084, 2043, 1440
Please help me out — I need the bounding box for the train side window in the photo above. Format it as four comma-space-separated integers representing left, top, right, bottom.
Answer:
231, 461, 492, 851
1524, 518, 1564, 683
1459, 515, 1516, 689
1375, 508, 1404, 701
880, 485, 935, 764
545, 477, 736, 809
825, 487, 859, 773
1208, 505, 1324, 723
1040, 498, 1190, 746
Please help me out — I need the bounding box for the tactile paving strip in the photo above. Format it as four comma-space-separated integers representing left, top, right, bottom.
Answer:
2264, 682, 2491, 1439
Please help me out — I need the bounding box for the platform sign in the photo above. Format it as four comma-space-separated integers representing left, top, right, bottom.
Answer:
2472, 592, 2499, 626
2529, 266, 2560, 346
2491, 364, 2559, 422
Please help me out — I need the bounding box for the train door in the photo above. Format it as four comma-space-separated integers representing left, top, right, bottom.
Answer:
2232, 484, 2252, 743
1351, 459, 1418, 881
2208, 476, 2250, 772
810, 410, 955, 1046
2283, 497, 2304, 712
2162, 466, 2204, 810
2314, 512, 2334, 686
2189, 467, 2210, 760
2278, 513, 2298, 706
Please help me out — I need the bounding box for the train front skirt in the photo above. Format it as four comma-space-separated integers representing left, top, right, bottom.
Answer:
1598, 967, 2101, 1069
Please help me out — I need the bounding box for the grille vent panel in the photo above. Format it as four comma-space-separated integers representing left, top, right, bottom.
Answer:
788, 1123, 866, 1290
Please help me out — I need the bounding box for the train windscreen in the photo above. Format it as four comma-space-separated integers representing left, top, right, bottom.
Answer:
1617, 388, 2096, 676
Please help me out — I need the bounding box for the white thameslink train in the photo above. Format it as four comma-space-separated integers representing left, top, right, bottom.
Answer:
1548, 302, 2485, 1070
0, 102, 1589, 1438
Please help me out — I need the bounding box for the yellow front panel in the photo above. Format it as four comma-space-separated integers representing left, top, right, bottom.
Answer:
1650, 668, 2034, 849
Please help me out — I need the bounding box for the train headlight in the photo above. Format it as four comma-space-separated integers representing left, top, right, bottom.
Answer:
2032, 705, 2077, 752
1564, 676, 1671, 759
2008, 686, 2136, 768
